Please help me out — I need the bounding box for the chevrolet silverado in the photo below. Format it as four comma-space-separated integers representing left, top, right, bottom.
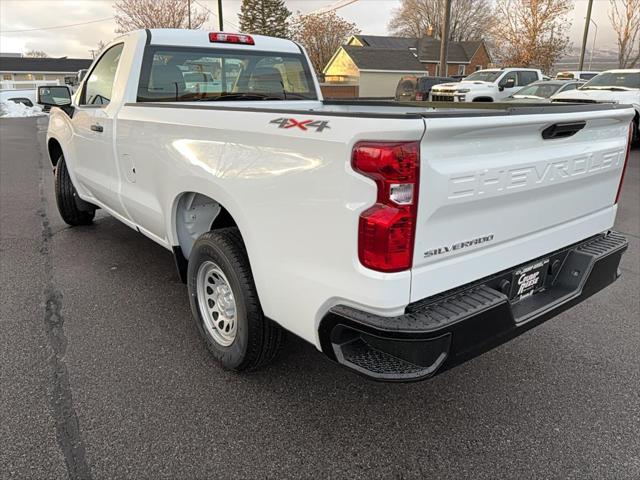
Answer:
39, 29, 633, 382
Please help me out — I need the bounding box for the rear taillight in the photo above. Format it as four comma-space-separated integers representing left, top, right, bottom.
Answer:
352, 141, 420, 272
615, 123, 633, 204
209, 32, 255, 45
415, 92, 424, 101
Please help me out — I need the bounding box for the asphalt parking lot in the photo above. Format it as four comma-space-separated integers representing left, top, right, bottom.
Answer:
1, 116, 639, 480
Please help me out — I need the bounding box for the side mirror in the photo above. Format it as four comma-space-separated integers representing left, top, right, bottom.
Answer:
37, 86, 72, 108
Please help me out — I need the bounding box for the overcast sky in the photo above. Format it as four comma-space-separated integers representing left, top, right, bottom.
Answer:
0, 0, 618, 59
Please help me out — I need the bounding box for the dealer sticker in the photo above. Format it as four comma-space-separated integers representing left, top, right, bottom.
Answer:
510, 259, 549, 301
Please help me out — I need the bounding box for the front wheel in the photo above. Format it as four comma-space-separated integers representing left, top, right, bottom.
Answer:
187, 228, 284, 371
54, 155, 95, 226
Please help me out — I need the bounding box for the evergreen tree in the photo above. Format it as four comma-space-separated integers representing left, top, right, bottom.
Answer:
238, 0, 291, 38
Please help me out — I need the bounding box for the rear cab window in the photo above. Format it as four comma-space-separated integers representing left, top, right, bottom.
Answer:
137, 46, 318, 102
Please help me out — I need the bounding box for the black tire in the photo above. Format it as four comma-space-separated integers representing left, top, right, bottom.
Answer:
187, 227, 284, 371
54, 155, 95, 226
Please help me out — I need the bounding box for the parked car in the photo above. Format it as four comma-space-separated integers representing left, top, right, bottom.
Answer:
0, 88, 37, 107
39, 29, 632, 382
556, 71, 599, 81
430, 68, 544, 102
553, 69, 639, 143
503, 80, 584, 103
395, 76, 457, 101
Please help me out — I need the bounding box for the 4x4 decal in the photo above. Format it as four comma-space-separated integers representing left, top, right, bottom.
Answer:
270, 117, 330, 132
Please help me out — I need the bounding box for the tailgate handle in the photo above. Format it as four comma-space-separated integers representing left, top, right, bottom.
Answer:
541, 121, 586, 140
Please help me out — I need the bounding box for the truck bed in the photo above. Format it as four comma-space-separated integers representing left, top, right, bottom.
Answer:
116, 96, 633, 344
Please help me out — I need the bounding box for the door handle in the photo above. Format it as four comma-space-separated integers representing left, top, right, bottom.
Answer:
90, 124, 104, 133
541, 121, 586, 140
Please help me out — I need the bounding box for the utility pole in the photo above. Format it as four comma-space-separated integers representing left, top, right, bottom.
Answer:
578, 0, 594, 70
439, 0, 451, 77
588, 18, 598, 70
188, 0, 192, 28
218, 0, 224, 31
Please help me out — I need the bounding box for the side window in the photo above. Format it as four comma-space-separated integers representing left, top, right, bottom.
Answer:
500, 71, 517, 87
82, 43, 124, 106
517, 71, 538, 86
561, 83, 578, 92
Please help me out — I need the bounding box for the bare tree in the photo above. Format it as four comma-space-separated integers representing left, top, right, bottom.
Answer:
388, 0, 494, 41
290, 11, 360, 74
24, 50, 48, 58
490, 0, 573, 73
609, 0, 640, 68
89, 41, 108, 59
114, 0, 208, 33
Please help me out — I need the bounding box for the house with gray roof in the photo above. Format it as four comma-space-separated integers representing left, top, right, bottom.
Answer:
322, 35, 491, 97
0, 56, 93, 87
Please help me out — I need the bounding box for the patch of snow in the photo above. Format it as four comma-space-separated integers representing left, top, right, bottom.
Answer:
0, 101, 46, 118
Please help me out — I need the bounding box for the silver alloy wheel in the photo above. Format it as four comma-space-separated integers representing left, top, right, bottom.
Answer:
196, 260, 238, 347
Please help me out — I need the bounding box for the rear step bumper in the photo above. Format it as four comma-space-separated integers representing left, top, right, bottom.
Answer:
319, 231, 628, 382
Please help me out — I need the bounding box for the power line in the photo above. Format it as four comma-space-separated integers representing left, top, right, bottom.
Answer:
193, 0, 240, 31
0, 17, 114, 34
309, 0, 359, 15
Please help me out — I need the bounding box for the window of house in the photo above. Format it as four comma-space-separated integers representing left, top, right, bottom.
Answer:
2, 74, 12, 81
435, 64, 440, 76
458, 65, 466, 76
34, 74, 44, 81
475, 65, 483, 71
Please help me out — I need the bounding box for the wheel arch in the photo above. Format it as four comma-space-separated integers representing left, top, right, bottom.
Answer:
47, 137, 64, 169
171, 191, 242, 259
472, 96, 494, 102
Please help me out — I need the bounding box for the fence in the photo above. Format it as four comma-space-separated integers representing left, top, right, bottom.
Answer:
0, 79, 60, 90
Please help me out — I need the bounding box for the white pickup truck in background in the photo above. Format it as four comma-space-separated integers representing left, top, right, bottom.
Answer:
39, 29, 633, 382
430, 68, 544, 102
553, 69, 640, 143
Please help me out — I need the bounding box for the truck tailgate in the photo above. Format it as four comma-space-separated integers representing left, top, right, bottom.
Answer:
410, 107, 632, 302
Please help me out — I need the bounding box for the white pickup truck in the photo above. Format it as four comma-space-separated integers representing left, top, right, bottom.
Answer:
40, 29, 633, 382
430, 68, 544, 102
553, 70, 640, 143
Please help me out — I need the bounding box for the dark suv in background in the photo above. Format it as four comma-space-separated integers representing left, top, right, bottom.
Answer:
395, 75, 458, 101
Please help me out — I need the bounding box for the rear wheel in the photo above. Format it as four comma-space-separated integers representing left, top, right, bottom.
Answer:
54, 155, 95, 226
187, 228, 284, 371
